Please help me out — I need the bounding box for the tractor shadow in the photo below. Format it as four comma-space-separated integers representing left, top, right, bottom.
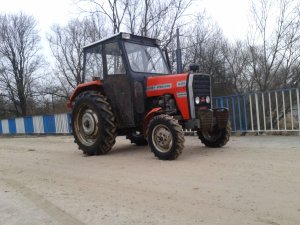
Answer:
108, 142, 228, 161
109, 144, 149, 156
97, 137, 229, 160
179, 144, 228, 160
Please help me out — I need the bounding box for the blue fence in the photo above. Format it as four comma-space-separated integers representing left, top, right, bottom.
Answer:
0, 87, 299, 135
0, 113, 72, 135
213, 88, 300, 133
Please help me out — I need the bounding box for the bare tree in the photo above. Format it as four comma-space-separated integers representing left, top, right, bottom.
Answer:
179, 15, 232, 96
221, 41, 254, 93
0, 12, 43, 117
47, 16, 106, 97
76, 0, 128, 34
76, 0, 192, 44
248, 0, 300, 91
124, 0, 192, 41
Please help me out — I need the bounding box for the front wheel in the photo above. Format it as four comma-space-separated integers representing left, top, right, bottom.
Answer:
147, 115, 184, 160
197, 122, 231, 148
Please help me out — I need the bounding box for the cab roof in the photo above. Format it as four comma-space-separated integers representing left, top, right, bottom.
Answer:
83, 32, 160, 50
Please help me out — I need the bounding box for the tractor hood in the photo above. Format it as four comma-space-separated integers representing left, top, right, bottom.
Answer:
146, 73, 190, 119
146, 73, 188, 97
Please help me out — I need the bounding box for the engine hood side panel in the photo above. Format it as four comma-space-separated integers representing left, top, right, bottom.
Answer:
146, 73, 190, 120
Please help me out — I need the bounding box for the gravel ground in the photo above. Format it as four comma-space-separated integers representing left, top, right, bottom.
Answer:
0, 135, 299, 225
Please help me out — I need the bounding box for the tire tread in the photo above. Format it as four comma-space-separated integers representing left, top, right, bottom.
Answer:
72, 91, 117, 155
147, 114, 184, 160
197, 122, 231, 148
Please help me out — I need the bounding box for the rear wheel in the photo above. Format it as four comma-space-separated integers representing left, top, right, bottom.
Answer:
71, 92, 117, 155
197, 122, 231, 148
126, 131, 148, 146
147, 114, 184, 160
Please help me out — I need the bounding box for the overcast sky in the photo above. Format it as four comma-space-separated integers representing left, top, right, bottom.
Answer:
0, 0, 252, 59
196, 0, 251, 40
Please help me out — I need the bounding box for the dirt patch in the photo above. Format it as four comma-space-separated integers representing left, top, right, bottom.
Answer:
0, 135, 299, 225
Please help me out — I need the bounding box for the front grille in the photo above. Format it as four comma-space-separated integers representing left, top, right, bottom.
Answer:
192, 74, 211, 109
192, 74, 211, 97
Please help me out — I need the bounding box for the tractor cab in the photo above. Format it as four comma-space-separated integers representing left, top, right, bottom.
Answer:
83, 32, 170, 81
82, 33, 171, 129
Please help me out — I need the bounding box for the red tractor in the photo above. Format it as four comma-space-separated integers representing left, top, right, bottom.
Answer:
67, 33, 231, 160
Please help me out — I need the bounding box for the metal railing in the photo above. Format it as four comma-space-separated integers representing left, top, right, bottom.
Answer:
213, 88, 300, 133
0, 87, 299, 135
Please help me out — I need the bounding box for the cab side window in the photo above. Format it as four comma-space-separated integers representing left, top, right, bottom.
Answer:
85, 45, 104, 81
105, 42, 125, 75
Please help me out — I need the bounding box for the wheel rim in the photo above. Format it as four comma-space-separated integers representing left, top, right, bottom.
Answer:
75, 105, 99, 146
152, 124, 173, 153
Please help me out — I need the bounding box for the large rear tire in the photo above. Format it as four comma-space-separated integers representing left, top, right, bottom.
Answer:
197, 122, 231, 148
147, 114, 184, 160
71, 92, 117, 156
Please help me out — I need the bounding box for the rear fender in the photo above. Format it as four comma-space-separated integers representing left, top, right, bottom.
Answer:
143, 107, 162, 137
67, 80, 103, 108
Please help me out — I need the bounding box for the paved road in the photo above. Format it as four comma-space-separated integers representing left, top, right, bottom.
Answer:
0, 135, 299, 225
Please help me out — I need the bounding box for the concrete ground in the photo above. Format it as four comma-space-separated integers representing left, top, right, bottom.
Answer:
0, 135, 299, 225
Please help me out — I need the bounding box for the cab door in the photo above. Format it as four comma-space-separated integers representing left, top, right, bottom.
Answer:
102, 42, 135, 128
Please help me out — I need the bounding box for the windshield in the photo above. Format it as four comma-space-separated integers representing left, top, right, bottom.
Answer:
124, 42, 169, 74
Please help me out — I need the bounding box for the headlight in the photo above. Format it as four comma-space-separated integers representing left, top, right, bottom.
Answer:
206, 96, 210, 103
195, 96, 200, 104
